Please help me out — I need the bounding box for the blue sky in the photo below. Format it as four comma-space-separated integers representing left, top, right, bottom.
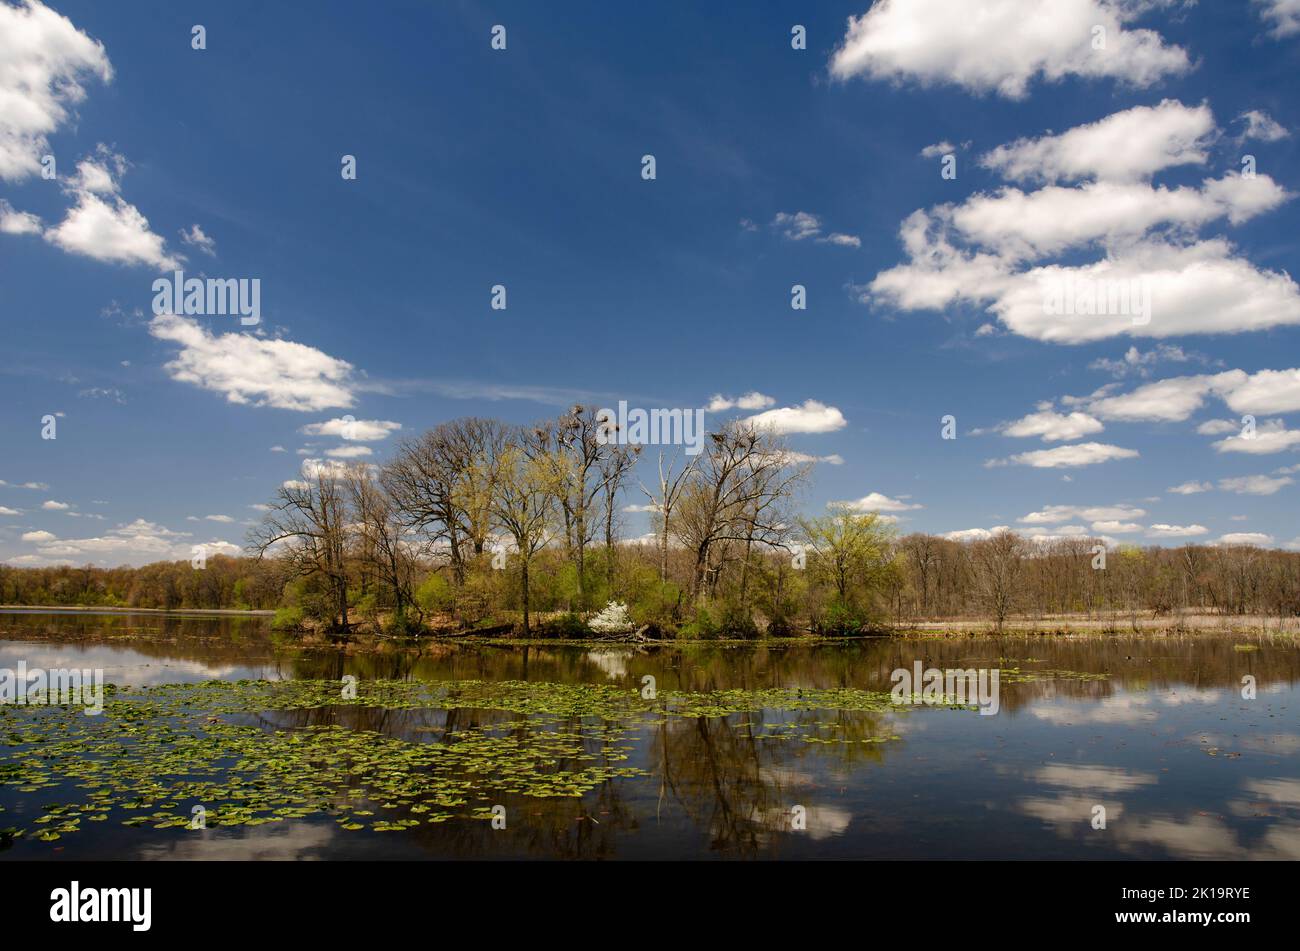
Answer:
2, 0, 1300, 566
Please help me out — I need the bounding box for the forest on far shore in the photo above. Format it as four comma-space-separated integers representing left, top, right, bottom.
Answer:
4, 409, 1299, 638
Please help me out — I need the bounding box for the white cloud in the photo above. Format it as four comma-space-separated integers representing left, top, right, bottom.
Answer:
1090, 344, 1214, 379
981, 100, 1214, 184
947, 175, 1288, 261
1217, 532, 1274, 546
830, 0, 1190, 99
21, 530, 56, 542
204, 514, 234, 523
1236, 109, 1290, 143
1218, 474, 1294, 495
1087, 370, 1246, 421
1020, 504, 1145, 525
179, 223, 216, 255
0, 199, 41, 234
43, 149, 181, 270
707, 392, 775, 412
999, 410, 1104, 442
743, 399, 847, 434
919, 141, 954, 158
770, 211, 859, 248
149, 313, 356, 411
301, 417, 401, 441
773, 211, 821, 241
1147, 523, 1209, 538
993, 240, 1300, 344
867, 103, 1300, 345
779, 451, 844, 465
834, 492, 922, 513
1255, 0, 1300, 38
943, 526, 1011, 542
300, 458, 367, 481
0, 480, 48, 490
325, 445, 373, 459
0, 506, 20, 516
1213, 419, 1300, 454
992, 442, 1139, 469
1196, 419, 1240, 435
1092, 520, 1143, 534
41, 500, 69, 510
0, 0, 112, 182
1168, 481, 1212, 495
14, 517, 238, 567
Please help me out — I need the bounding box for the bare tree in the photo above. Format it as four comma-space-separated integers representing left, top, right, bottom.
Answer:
640, 449, 696, 585
347, 464, 416, 626
249, 469, 351, 631
968, 531, 1028, 633
673, 423, 808, 604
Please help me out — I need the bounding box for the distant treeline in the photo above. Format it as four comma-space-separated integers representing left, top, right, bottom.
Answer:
3, 409, 1298, 635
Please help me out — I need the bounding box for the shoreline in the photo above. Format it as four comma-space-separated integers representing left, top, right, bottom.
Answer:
0, 605, 276, 617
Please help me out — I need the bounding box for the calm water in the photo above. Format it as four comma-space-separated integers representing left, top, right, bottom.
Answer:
1, 610, 1297, 860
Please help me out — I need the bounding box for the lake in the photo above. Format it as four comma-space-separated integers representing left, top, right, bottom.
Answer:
1, 609, 1297, 860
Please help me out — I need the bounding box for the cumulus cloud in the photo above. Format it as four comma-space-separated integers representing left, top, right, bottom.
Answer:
1217, 532, 1274, 546
743, 399, 847, 434
41, 500, 69, 510
1218, 474, 1294, 495
0, 0, 112, 182
1084, 368, 1300, 422
1168, 481, 1212, 494
324, 445, 373, 459
13, 517, 237, 567
981, 100, 1214, 184
1255, 0, 1300, 38
1212, 419, 1300, 454
990, 442, 1139, 468
43, 149, 181, 270
707, 392, 776, 412
301, 417, 401, 441
829, 0, 1190, 99
998, 410, 1105, 442
1019, 504, 1146, 525
0, 199, 41, 235
834, 492, 922, 513
1147, 524, 1209, 538
865, 103, 1300, 345
149, 313, 356, 411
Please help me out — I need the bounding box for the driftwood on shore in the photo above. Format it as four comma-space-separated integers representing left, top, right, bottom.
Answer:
589, 624, 650, 643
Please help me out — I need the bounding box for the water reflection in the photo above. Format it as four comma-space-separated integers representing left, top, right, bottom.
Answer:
1, 610, 1297, 860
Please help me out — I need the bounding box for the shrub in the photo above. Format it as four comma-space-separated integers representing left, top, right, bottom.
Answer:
715, 602, 760, 639
532, 612, 590, 638
271, 605, 305, 631
679, 605, 719, 639
415, 573, 454, 614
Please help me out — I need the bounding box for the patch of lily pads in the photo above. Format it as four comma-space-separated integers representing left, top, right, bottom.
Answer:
0, 677, 946, 846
